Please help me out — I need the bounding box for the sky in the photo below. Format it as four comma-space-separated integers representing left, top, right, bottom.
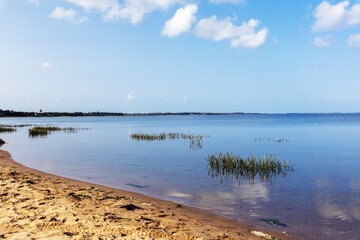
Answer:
1, 0, 360, 113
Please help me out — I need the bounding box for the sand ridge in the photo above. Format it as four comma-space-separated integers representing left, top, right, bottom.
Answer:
0, 150, 289, 240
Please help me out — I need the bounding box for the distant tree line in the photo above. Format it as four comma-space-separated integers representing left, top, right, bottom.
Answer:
0, 109, 124, 117
0, 109, 246, 118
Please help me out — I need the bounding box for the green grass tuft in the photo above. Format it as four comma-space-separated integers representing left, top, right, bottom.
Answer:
28, 126, 84, 137
28, 126, 62, 137
206, 153, 294, 184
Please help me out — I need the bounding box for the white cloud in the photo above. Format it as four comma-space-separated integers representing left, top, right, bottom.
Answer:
313, 36, 332, 47
209, 0, 244, 4
312, 1, 360, 31
348, 3, 360, 25
66, 0, 118, 12
106, 0, 183, 24
40, 62, 52, 68
161, 4, 197, 37
312, 1, 349, 31
194, 16, 268, 48
127, 91, 135, 101
347, 33, 360, 47
50, 7, 88, 23
66, 0, 182, 24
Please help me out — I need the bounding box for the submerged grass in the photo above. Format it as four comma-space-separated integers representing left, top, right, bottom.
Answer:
206, 153, 294, 184
253, 137, 290, 143
1, 124, 34, 128
130, 133, 209, 150
130, 133, 206, 141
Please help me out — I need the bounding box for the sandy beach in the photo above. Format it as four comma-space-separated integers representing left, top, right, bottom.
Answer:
0, 149, 291, 240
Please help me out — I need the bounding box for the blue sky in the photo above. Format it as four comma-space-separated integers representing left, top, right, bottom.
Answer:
1, 0, 360, 113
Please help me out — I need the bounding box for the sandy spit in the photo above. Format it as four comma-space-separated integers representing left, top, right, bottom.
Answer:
0, 150, 290, 240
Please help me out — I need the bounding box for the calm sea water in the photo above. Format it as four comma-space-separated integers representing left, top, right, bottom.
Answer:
1, 114, 360, 239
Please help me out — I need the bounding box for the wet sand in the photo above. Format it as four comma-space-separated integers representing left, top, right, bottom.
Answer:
0, 150, 290, 239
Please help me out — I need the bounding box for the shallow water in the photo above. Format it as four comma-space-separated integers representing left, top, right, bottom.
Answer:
1, 114, 360, 239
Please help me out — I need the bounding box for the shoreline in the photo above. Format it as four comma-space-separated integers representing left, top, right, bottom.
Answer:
0, 149, 292, 239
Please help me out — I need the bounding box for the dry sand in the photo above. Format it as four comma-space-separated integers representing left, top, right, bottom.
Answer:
0, 150, 290, 240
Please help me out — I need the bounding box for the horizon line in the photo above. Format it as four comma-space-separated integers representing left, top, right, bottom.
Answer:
1, 109, 360, 116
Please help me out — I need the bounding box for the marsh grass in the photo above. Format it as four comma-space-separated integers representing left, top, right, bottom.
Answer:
206, 153, 294, 184
0, 124, 37, 134
28, 126, 87, 137
253, 137, 290, 143
28, 126, 62, 137
130, 133, 209, 150
0, 126, 17, 133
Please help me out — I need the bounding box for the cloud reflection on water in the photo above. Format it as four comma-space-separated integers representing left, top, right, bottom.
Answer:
315, 177, 360, 222
314, 177, 360, 238
193, 183, 269, 217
